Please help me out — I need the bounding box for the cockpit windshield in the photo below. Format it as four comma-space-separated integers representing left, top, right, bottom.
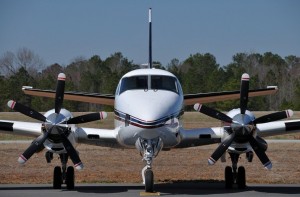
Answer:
119, 75, 179, 94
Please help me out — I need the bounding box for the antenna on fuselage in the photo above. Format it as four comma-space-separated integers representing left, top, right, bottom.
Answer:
148, 8, 152, 69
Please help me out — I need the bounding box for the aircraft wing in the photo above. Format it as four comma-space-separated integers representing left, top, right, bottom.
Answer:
177, 119, 300, 148
23, 86, 277, 106
176, 127, 223, 148
184, 86, 278, 105
0, 120, 42, 137
0, 119, 121, 148
256, 119, 300, 137
75, 127, 121, 148
22, 87, 115, 106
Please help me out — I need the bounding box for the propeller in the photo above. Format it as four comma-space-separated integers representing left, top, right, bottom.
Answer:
194, 103, 232, 123
55, 73, 66, 114
65, 112, 107, 124
194, 73, 292, 170
7, 73, 107, 170
240, 73, 249, 115
18, 127, 51, 164
56, 126, 83, 170
7, 100, 46, 122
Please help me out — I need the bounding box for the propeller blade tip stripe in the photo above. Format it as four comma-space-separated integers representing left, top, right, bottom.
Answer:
241, 73, 250, 81
75, 162, 84, 170
208, 157, 216, 165
286, 109, 293, 118
100, 111, 107, 119
7, 100, 16, 109
193, 103, 202, 112
57, 73, 66, 81
18, 155, 27, 164
264, 161, 272, 170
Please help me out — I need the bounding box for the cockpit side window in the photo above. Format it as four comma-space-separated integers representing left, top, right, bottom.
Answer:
119, 76, 147, 94
151, 76, 178, 93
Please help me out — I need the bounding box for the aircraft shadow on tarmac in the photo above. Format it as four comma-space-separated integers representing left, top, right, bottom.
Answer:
1, 181, 300, 195
73, 180, 300, 195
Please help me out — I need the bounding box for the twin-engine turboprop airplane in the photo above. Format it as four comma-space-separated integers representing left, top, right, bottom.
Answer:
1, 8, 300, 192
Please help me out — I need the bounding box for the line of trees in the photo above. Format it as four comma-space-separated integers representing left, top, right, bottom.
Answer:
0, 48, 300, 112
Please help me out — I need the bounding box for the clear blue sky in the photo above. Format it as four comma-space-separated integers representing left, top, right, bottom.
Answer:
0, 0, 299, 67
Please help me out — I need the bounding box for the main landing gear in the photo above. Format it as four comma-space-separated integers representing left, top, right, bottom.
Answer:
136, 137, 163, 193
225, 153, 246, 189
46, 152, 75, 190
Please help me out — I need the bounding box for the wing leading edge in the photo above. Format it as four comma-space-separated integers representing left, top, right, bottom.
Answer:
23, 86, 277, 106
184, 87, 278, 105
22, 87, 115, 106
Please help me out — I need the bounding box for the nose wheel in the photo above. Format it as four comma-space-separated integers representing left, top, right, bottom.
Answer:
137, 137, 163, 193
50, 153, 75, 190
225, 153, 246, 189
53, 166, 62, 189
225, 166, 246, 189
144, 168, 154, 192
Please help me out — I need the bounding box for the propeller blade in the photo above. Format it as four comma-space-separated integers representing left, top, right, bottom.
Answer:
7, 100, 46, 122
55, 73, 66, 114
66, 112, 107, 124
254, 110, 293, 124
194, 103, 232, 123
208, 133, 235, 165
240, 73, 250, 114
57, 127, 83, 170
18, 132, 49, 164
256, 136, 268, 151
248, 136, 272, 170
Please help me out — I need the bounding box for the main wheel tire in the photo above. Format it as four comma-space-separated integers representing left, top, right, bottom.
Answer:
66, 166, 75, 190
237, 166, 246, 189
225, 166, 233, 189
53, 166, 62, 189
145, 169, 154, 192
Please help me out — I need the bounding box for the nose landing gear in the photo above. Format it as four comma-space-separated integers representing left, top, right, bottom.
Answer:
225, 153, 246, 189
136, 137, 163, 192
47, 152, 75, 190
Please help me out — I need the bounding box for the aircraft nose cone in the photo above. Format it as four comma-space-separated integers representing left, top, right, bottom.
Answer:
117, 90, 182, 122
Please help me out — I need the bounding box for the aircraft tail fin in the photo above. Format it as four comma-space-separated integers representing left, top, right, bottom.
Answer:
148, 8, 152, 69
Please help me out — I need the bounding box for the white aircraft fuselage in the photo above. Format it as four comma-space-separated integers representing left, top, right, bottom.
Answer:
114, 68, 184, 148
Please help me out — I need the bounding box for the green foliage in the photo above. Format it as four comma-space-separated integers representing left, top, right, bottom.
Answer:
0, 49, 299, 112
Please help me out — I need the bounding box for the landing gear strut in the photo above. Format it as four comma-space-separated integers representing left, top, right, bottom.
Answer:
47, 152, 75, 190
225, 153, 246, 189
136, 137, 163, 192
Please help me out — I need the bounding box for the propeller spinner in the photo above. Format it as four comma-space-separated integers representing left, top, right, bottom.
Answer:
194, 73, 293, 170
7, 73, 107, 170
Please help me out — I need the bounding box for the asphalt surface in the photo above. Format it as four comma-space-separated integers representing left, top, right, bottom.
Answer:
1, 139, 300, 144
0, 183, 300, 197
1, 140, 300, 196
